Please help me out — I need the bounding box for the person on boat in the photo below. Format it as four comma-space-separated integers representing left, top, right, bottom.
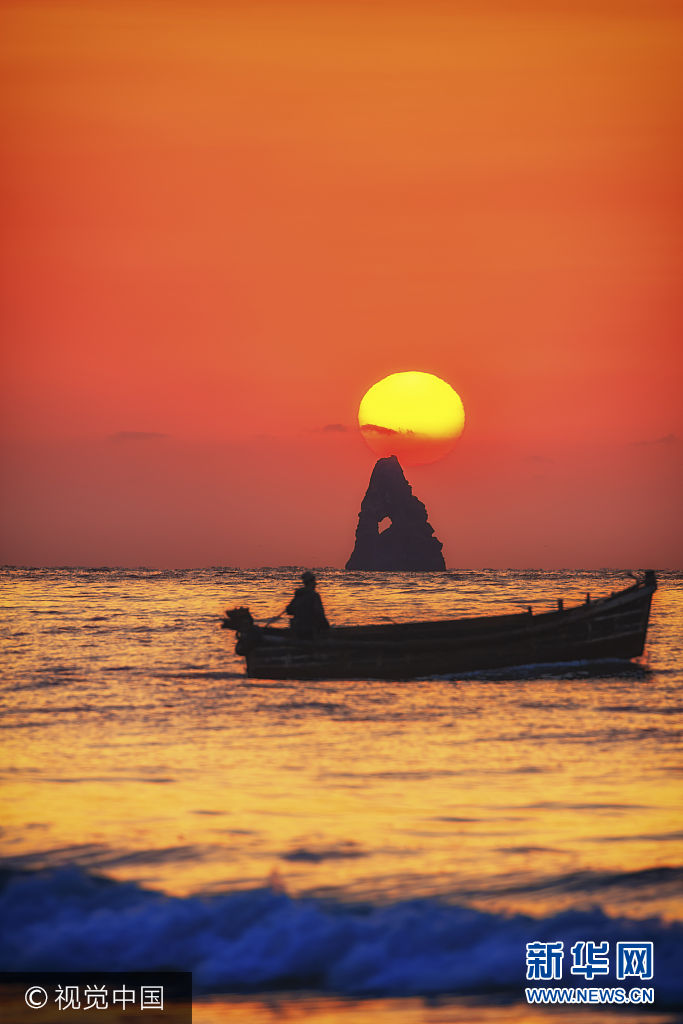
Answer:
286, 571, 330, 640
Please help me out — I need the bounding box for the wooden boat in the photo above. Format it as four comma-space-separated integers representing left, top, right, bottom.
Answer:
221, 571, 657, 681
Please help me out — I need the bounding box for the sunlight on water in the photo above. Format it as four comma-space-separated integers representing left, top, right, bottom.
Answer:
1, 569, 682, 919
1, 569, 682, 1014
194, 995, 676, 1024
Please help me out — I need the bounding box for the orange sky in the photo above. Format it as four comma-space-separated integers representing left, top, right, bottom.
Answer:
1, 0, 682, 566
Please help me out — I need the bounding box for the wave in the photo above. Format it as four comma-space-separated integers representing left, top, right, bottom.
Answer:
450, 659, 653, 682
1, 869, 681, 1004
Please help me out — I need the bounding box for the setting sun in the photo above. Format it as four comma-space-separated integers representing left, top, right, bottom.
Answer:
358, 371, 465, 465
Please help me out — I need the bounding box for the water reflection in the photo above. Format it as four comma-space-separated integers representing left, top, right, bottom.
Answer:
1, 569, 682, 924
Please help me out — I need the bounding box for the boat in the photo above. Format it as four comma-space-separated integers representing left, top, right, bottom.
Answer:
221, 571, 657, 681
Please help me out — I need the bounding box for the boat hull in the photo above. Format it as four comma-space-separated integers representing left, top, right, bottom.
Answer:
240, 575, 657, 681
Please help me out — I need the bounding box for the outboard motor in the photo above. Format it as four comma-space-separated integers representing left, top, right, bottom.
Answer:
221, 606, 261, 654
222, 606, 254, 631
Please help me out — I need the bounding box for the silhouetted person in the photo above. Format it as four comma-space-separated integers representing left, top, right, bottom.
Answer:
286, 571, 329, 640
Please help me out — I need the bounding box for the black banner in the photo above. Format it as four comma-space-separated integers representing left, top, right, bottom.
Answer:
0, 972, 192, 1023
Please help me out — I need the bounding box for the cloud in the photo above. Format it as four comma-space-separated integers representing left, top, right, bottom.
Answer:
360, 423, 400, 436
322, 423, 349, 433
108, 431, 169, 443
310, 423, 350, 433
631, 433, 680, 447
360, 424, 422, 439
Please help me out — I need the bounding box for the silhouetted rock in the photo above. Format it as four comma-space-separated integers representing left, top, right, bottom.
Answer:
346, 456, 446, 570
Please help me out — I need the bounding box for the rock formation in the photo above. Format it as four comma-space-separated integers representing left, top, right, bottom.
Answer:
346, 455, 446, 570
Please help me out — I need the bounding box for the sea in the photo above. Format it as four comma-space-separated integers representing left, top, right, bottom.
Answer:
1, 567, 682, 1024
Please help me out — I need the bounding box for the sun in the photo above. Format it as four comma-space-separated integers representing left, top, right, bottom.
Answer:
358, 371, 465, 466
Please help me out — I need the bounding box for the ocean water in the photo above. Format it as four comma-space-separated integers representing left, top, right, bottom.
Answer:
1, 567, 682, 1023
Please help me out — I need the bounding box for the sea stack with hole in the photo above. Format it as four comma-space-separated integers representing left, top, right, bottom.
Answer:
346, 456, 445, 571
